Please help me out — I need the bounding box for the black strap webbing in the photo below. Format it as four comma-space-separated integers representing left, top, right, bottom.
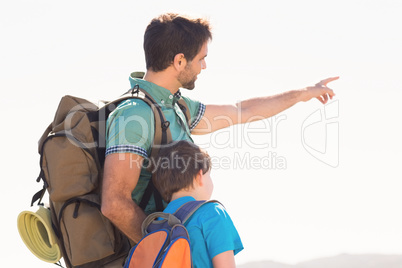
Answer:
154, 186, 164, 212
139, 179, 163, 212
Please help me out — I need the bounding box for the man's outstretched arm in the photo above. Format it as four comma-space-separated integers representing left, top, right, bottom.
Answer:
192, 77, 338, 134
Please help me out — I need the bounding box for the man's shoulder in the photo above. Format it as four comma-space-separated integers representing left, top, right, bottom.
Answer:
117, 98, 155, 110
110, 98, 155, 119
179, 95, 201, 107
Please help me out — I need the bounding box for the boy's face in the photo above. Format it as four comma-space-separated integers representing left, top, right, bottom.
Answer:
201, 169, 213, 200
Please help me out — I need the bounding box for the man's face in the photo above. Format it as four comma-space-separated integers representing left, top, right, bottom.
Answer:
178, 42, 208, 90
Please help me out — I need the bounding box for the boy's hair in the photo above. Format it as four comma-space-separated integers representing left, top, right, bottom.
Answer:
144, 13, 212, 72
151, 140, 211, 202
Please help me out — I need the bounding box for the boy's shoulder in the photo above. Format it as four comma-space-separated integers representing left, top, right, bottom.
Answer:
197, 201, 225, 214
166, 198, 229, 224
188, 201, 229, 224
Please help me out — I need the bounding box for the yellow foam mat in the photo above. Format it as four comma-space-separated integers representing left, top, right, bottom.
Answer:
17, 206, 61, 263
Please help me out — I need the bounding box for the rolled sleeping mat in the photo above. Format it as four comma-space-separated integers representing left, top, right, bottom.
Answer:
17, 205, 61, 263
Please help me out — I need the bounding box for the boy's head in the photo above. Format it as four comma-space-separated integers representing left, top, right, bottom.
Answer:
151, 140, 212, 202
144, 13, 212, 72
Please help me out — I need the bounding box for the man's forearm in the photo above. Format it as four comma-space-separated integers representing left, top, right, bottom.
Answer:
238, 81, 336, 123
103, 197, 146, 243
237, 89, 301, 124
101, 153, 146, 243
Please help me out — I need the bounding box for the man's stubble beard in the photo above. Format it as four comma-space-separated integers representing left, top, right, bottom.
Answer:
178, 65, 197, 90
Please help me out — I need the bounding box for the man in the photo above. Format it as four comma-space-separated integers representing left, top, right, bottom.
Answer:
101, 13, 338, 244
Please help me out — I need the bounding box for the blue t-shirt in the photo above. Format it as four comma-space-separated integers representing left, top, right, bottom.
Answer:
164, 197, 243, 268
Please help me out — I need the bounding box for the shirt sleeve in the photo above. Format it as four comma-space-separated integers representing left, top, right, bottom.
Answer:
200, 203, 244, 259
180, 95, 206, 132
105, 99, 154, 158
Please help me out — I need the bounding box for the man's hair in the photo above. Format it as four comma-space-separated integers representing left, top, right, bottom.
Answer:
151, 140, 211, 202
144, 13, 212, 72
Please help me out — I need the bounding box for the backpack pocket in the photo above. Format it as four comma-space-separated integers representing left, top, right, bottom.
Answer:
56, 194, 116, 266
41, 136, 99, 202
158, 237, 192, 268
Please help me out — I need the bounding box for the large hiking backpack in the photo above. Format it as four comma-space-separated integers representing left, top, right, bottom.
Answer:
123, 200, 218, 268
30, 84, 192, 268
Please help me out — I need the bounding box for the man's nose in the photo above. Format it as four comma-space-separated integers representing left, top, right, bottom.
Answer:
201, 59, 207, 69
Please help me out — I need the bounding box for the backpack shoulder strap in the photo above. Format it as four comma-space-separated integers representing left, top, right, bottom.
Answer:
140, 200, 221, 236
176, 98, 192, 129
99, 86, 172, 160
103, 86, 171, 212
174, 200, 221, 224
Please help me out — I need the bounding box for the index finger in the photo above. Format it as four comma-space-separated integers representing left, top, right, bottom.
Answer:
319, 76, 340, 86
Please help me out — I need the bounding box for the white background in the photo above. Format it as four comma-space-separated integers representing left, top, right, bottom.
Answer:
1, 0, 401, 266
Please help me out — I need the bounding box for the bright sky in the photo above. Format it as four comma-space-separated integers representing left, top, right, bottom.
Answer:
2, 0, 402, 266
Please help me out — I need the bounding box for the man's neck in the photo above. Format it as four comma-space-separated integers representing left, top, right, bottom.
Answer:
144, 69, 181, 94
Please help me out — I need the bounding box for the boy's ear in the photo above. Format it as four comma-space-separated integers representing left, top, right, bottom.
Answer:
194, 169, 204, 187
173, 53, 187, 71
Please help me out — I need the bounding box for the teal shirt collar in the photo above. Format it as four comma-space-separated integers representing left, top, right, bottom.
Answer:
129, 76, 181, 106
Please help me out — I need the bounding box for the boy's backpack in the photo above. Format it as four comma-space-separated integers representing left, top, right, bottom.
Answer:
124, 200, 218, 268
30, 82, 192, 268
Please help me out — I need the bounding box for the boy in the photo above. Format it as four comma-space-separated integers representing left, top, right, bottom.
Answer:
151, 140, 243, 268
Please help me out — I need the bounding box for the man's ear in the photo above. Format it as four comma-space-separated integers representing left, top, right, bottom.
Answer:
173, 53, 187, 71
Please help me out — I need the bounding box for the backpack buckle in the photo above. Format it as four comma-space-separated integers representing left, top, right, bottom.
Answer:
131, 84, 140, 96
162, 121, 170, 130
